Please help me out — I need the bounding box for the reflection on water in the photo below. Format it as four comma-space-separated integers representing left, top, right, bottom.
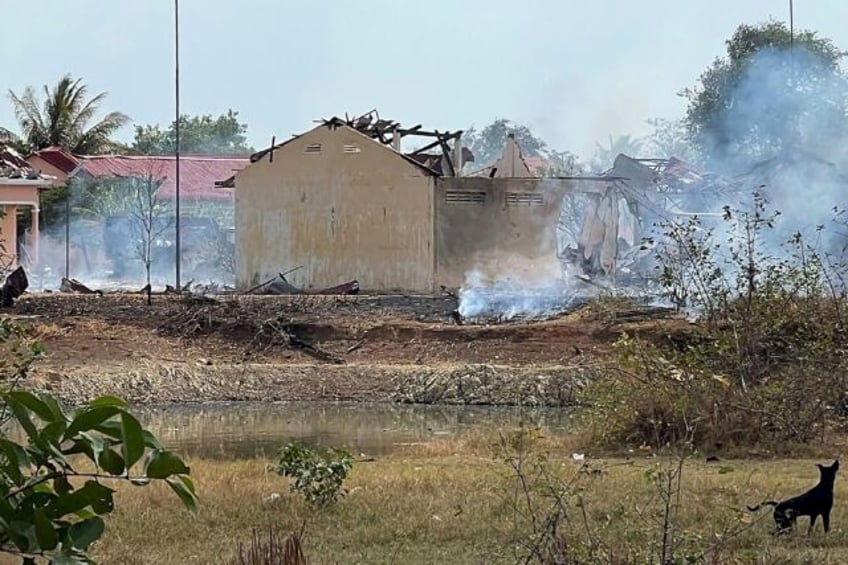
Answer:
133, 402, 573, 459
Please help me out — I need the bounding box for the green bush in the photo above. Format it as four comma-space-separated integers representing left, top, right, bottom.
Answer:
0, 316, 197, 563
272, 442, 352, 508
582, 195, 848, 452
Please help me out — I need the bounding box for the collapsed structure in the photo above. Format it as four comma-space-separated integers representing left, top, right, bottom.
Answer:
227, 111, 639, 293
228, 109, 753, 295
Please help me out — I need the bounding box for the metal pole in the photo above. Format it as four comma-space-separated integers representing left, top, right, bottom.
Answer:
789, 0, 794, 46
174, 0, 181, 289
64, 187, 69, 280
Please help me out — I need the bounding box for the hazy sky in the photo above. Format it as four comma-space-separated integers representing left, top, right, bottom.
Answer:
2, 1, 847, 159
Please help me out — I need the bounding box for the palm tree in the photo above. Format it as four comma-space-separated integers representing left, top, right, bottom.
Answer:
589, 134, 645, 174
8, 75, 129, 154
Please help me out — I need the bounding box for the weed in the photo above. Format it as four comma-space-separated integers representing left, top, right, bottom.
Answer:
271, 442, 352, 508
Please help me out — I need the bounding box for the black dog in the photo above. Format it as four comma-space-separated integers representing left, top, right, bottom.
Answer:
747, 459, 839, 535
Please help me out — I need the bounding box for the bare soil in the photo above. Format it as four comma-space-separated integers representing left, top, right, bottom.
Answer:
10, 293, 687, 404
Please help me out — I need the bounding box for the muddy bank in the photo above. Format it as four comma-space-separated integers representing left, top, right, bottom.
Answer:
27, 362, 597, 407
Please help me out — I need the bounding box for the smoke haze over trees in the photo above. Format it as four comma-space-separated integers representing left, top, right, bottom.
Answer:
131, 110, 254, 155
682, 21, 848, 171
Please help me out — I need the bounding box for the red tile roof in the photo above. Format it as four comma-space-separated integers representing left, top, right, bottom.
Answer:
77, 155, 249, 202
523, 156, 549, 174
30, 146, 81, 174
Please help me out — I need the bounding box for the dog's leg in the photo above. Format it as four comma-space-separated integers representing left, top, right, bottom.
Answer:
809, 514, 818, 535
823, 511, 831, 533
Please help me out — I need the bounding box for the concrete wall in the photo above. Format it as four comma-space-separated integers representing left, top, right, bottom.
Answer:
489, 137, 533, 178
0, 183, 42, 267
434, 177, 613, 288
26, 155, 70, 185
234, 125, 436, 292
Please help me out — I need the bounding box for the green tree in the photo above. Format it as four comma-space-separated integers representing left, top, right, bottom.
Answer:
682, 21, 848, 169
132, 110, 254, 155
645, 118, 700, 163
8, 75, 130, 154
0, 318, 197, 563
540, 149, 584, 176
462, 119, 549, 169
588, 134, 644, 173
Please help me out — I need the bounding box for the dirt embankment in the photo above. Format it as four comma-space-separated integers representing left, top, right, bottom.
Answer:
11, 293, 684, 405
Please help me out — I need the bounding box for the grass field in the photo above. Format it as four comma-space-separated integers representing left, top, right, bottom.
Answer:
71, 432, 848, 564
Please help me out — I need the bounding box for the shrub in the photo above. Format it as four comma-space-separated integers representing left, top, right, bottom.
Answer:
271, 442, 352, 508
0, 317, 197, 563
582, 194, 848, 452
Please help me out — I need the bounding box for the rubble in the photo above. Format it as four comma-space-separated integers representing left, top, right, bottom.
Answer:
59, 277, 103, 296
260, 273, 360, 296
1, 267, 28, 307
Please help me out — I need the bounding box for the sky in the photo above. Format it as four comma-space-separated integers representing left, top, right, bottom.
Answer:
2, 0, 848, 160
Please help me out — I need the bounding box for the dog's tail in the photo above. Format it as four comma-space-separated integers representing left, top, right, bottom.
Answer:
746, 500, 779, 512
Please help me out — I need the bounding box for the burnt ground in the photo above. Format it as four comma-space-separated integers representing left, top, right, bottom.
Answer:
8, 293, 689, 404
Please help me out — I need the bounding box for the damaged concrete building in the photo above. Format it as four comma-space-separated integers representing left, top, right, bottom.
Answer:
229, 111, 637, 293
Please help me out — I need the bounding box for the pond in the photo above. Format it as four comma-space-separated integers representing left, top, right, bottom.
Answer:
133, 401, 574, 459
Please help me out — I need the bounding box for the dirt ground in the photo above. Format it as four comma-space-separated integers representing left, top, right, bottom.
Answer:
9, 292, 686, 404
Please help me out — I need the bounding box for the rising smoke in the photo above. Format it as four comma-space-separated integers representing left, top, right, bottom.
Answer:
457, 43, 848, 321
28, 175, 235, 292
698, 46, 848, 250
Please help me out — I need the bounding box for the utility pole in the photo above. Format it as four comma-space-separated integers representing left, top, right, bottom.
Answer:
789, 0, 794, 46
174, 0, 182, 289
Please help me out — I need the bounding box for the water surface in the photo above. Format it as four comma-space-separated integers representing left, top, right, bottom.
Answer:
134, 401, 573, 459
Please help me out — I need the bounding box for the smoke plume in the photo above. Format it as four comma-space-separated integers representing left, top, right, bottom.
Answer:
458, 44, 848, 321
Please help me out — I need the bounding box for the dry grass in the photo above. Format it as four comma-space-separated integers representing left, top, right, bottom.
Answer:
53, 432, 848, 565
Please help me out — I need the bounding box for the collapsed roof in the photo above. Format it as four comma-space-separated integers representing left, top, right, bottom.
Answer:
0, 144, 53, 183
249, 109, 471, 177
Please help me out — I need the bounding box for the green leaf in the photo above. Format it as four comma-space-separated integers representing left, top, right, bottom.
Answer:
7, 399, 38, 444
41, 421, 68, 446
42, 395, 67, 424
77, 431, 107, 466
64, 406, 122, 439
145, 450, 190, 479
34, 508, 59, 550
47, 481, 114, 519
54, 474, 73, 496
98, 448, 125, 476
0, 438, 29, 484
95, 421, 163, 449
120, 411, 145, 470
6, 391, 55, 423
68, 516, 105, 550
83, 481, 115, 515
166, 476, 198, 517
89, 396, 128, 409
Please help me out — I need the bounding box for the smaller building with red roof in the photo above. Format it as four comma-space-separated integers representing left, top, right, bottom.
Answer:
27, 147, 248, 205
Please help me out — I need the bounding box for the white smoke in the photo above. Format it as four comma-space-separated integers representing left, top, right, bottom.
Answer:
458, 44, 848, 322
457, 266, 583, 322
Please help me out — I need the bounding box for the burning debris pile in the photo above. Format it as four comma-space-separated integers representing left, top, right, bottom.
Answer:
453, 153, 750, 325
455, 269, 587, 324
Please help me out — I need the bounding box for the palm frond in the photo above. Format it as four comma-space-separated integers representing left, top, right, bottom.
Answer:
69, 91, 108, 139
73, 111, 131, 154
9, 86, 47, 150
9, 75, 127, 154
